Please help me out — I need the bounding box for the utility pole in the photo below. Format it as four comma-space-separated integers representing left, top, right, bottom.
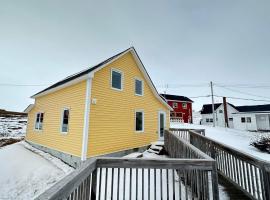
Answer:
210, 81, 216, 127
223, 97, 229, 128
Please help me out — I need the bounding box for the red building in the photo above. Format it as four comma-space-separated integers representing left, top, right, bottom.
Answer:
160, 94, 193, 123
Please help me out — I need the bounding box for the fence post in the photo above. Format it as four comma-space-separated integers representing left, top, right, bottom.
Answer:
262, 164, 270, 200
91, 169, 97, 200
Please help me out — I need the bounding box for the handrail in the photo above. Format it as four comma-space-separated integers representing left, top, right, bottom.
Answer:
171, 128, 270, 200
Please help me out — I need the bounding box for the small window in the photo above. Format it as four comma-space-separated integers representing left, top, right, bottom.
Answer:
219, 110, 223, 113
209, 118, 213, 122
35, 112, 44, 130
135, 79, 143, 96
182, 103, 187, 109
229, 118, 233, 121
61, 109, 70, 133
135, 111, 144, 132
241, 117, 246, 123
173, 102, 178, 108
247, 117, 252, 123
111, 69, 123, 90
206, 118, 209, 122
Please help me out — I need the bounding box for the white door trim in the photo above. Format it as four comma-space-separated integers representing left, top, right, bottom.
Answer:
158, 110, 166, 140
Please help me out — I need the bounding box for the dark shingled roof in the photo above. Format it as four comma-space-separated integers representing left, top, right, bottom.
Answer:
160, 94, 193, 103
200, 103, 238, 114
32, 47, 132, 97
200, 103, 222, 114
236, 104, 270, 113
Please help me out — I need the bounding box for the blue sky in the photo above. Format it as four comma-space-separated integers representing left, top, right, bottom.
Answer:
1, 0, 270, 111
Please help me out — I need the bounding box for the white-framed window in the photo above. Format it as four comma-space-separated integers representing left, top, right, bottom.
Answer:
111, 68, 123, 91
247, 117, 252, 123
229, 118, 233, 121
135, 78, 143, 96
173, 102, 178, 108
219, 110, 223, 113
206, 118, 209, 123
135, 110, 144, 132
209, 118, 213, 122
61, 108, 70, 133
241, 117, 246, 123
182, 103, 187, 109
35, 112, 44, 130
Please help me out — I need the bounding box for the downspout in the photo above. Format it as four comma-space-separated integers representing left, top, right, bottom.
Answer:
81, 73, 94, 161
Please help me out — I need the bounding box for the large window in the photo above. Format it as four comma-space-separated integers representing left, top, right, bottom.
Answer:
135, 111, 144, 132
61, 109, 70, 133
135, 78, 143, 96
111, 69, 123, 90
35, 112, 44, 130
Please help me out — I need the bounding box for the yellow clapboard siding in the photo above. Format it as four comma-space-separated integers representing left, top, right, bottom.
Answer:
25, 81, 86, 157
87, 52, 170, 157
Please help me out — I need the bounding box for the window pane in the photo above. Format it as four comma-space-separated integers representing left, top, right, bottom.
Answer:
40, 113, 44, 123
112, 71, 122, 89
36, 113, 40, 122
135, 79, 142, 95
62, 109, 69, 132
136, 112, 143, 131
241, 117, 246, 123
247, 117, 251, 123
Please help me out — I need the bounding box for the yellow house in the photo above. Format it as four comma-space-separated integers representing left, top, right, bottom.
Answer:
25, 47, 172, 167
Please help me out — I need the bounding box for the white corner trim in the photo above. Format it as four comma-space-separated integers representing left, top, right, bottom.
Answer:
81, 73, 93, 161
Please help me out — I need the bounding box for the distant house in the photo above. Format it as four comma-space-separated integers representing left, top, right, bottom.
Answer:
25, 47, 172, 167
232, 104, 270, 131
160, 94, 193, 123
200, 103, 270, 131
200, 103, 238, 128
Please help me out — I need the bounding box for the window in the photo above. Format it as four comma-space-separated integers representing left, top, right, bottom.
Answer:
247, 117, 252, 123
229, 118, 233, 121
241, 117, 246, 123
111, 69, 123, 90
206, 118, 209, 122
182, 103, 187, 109
61, 109, 70, 133
135, 79, 143, 96
209, 118, 213, 122
35, 112, 44, 130
219, 110, 223, 113
173, 102, 178, 108
135, 111, 144, 132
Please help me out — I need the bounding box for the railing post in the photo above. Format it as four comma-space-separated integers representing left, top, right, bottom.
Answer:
210, 141, 216, 159
211, 162, 220, 200
90, 168, 97, 200
262, 164, 270, 200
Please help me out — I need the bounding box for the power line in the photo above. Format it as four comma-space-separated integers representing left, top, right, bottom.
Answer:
156, 83, 209, 88
214, 95, 270, 103
215, 83, 270, 89
215, 85, 270, 100
0, 83, 49, 87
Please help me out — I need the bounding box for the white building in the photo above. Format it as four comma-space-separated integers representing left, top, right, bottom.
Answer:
232, 105, 270, 131
200, 103, 238, 128
200, 103, 270, 131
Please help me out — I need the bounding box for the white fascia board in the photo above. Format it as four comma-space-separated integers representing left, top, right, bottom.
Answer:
166, 99, 193, 103
31, 74, 90, 99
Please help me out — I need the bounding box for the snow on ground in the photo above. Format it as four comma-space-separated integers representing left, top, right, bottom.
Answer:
171, 122, 270, 162
0, 141, 74, 200
0, 116, 27, 138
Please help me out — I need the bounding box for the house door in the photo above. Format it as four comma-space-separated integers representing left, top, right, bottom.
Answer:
158, 111, 166, 140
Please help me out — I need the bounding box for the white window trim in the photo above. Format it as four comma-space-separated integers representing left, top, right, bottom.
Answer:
173, 102, 178, 108
34, 112, 44, 132
111, 68, 124, 91
135, 109, 144, 133
60, 108, 70, 134
182, 102, 187, 109
134, 77, 144, 96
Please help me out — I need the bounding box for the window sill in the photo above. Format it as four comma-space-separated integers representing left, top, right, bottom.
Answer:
111, 87, 123, 92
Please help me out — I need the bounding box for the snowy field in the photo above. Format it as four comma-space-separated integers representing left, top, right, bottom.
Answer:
0, 116, 27, 138
171, 122, 270, 162
0, 141, 74, 200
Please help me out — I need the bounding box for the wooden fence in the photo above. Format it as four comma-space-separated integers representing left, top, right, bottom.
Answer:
170, 128, 270, 200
